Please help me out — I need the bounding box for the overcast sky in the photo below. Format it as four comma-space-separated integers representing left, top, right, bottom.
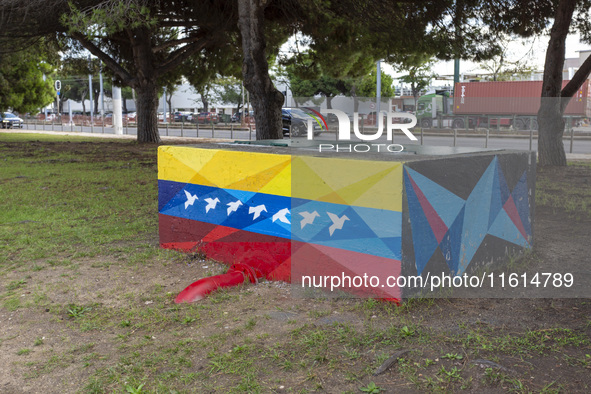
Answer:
386, 33, 591, 85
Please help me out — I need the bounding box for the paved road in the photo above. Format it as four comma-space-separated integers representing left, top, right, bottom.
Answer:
403, 134, 589, 154
21, 122, 591, 154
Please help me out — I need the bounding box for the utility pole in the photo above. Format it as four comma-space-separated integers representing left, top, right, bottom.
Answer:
88, 55, 94, 125
68, 100, 73, 126
112, 81, 123, 135
241, 82, 245, 125
43, 74, 48, 119
99, 63, 105, 121
163, 86, 167, 124
54, 80, 61, 119
376, 60, 382, 115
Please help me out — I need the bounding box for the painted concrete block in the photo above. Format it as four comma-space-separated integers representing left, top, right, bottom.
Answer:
158, 143, 535, 299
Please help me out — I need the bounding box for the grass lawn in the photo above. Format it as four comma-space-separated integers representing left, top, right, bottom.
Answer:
0, 133, 590, 393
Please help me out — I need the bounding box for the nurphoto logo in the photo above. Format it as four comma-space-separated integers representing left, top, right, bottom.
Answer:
290, 97, 418, 153
312, 109, 417, 142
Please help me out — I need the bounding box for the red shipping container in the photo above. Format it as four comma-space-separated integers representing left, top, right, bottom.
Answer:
453, 80, 591, 117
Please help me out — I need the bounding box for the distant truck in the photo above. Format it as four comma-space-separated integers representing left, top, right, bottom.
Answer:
415, 80, 591, 130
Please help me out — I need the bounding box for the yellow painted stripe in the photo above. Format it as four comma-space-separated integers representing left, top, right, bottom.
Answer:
293, 156, 403, 211
159, 146, 404, 211
158, 146, 291, 196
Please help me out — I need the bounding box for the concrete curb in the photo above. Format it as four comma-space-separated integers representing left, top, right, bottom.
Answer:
0, 129, 230, 144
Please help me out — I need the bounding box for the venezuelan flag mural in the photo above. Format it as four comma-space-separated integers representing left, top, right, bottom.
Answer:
159, 147, 293, 284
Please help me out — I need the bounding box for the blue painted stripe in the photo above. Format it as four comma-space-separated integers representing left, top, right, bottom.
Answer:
159, 180, 401, 259
159, 181, 291, 239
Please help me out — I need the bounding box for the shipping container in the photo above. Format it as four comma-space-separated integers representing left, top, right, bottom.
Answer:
453, 80, 591, 117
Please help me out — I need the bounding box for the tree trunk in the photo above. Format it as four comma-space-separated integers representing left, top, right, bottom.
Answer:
537, 0, 576, 166
237, 0, 284, 140
326, 96, 333, 109
94, 90, 100, 115
166, 93, 173, 120
538, 103, 566, 165
132, 28, 161, 143
135, 83, 161, 143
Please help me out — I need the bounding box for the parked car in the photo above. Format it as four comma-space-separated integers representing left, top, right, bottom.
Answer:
196, 112, 219, 124
282, 108, 322, 137
1, 112, 24, 128
158, 112, 172, 122
126, 112, 137, 122
232, 110, 254, 123
173, 111, 192, 122
37, 112, 57, 121
232, 111, 249, 122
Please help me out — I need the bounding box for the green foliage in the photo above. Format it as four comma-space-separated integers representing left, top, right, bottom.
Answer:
56, 57, 96, 113
65, 1, 157, 37
68, 304, 92, 318
441, 353, 463, 360
359, 381, 382, 393
356, 69, 395, 97
183, 39, 243, 108
0, 42, 55, 113
293, 4, 381, 79
282, 52, 351, 107
391, 53, 437, 101
290, 72, 350, 102
212, 77, 243, 112
124, 382, 145, 394
17, 348, 31, 356
6, 279, 27, 290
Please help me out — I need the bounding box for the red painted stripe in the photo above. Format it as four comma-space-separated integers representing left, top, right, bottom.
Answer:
291, 243, 401, 299
407, 172, 448, 244
160, 214, 401, 300
503, 195, 528, 243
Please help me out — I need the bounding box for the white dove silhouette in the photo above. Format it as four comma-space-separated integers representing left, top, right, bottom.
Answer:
204, 197, 220, 213
299, 211, 319, 229
326, 212, 349, 236
249, 204, 267, 220
184, 190, 198, 209
227, 200, 243, 215
272, 208, 291, 224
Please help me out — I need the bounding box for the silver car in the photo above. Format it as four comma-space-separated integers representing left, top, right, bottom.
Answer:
2, 112, 24, 128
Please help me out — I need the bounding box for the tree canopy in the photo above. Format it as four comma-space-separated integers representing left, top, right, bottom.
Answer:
1, 0, 590, 159
0, 39, 57, 113
1, 0, 241, 141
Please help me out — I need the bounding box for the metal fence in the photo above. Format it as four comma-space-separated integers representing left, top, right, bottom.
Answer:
20, 117, 591, 155
22, 115, 257, 141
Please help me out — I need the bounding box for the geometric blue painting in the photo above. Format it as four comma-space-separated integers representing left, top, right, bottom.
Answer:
404, 156, 532, 276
